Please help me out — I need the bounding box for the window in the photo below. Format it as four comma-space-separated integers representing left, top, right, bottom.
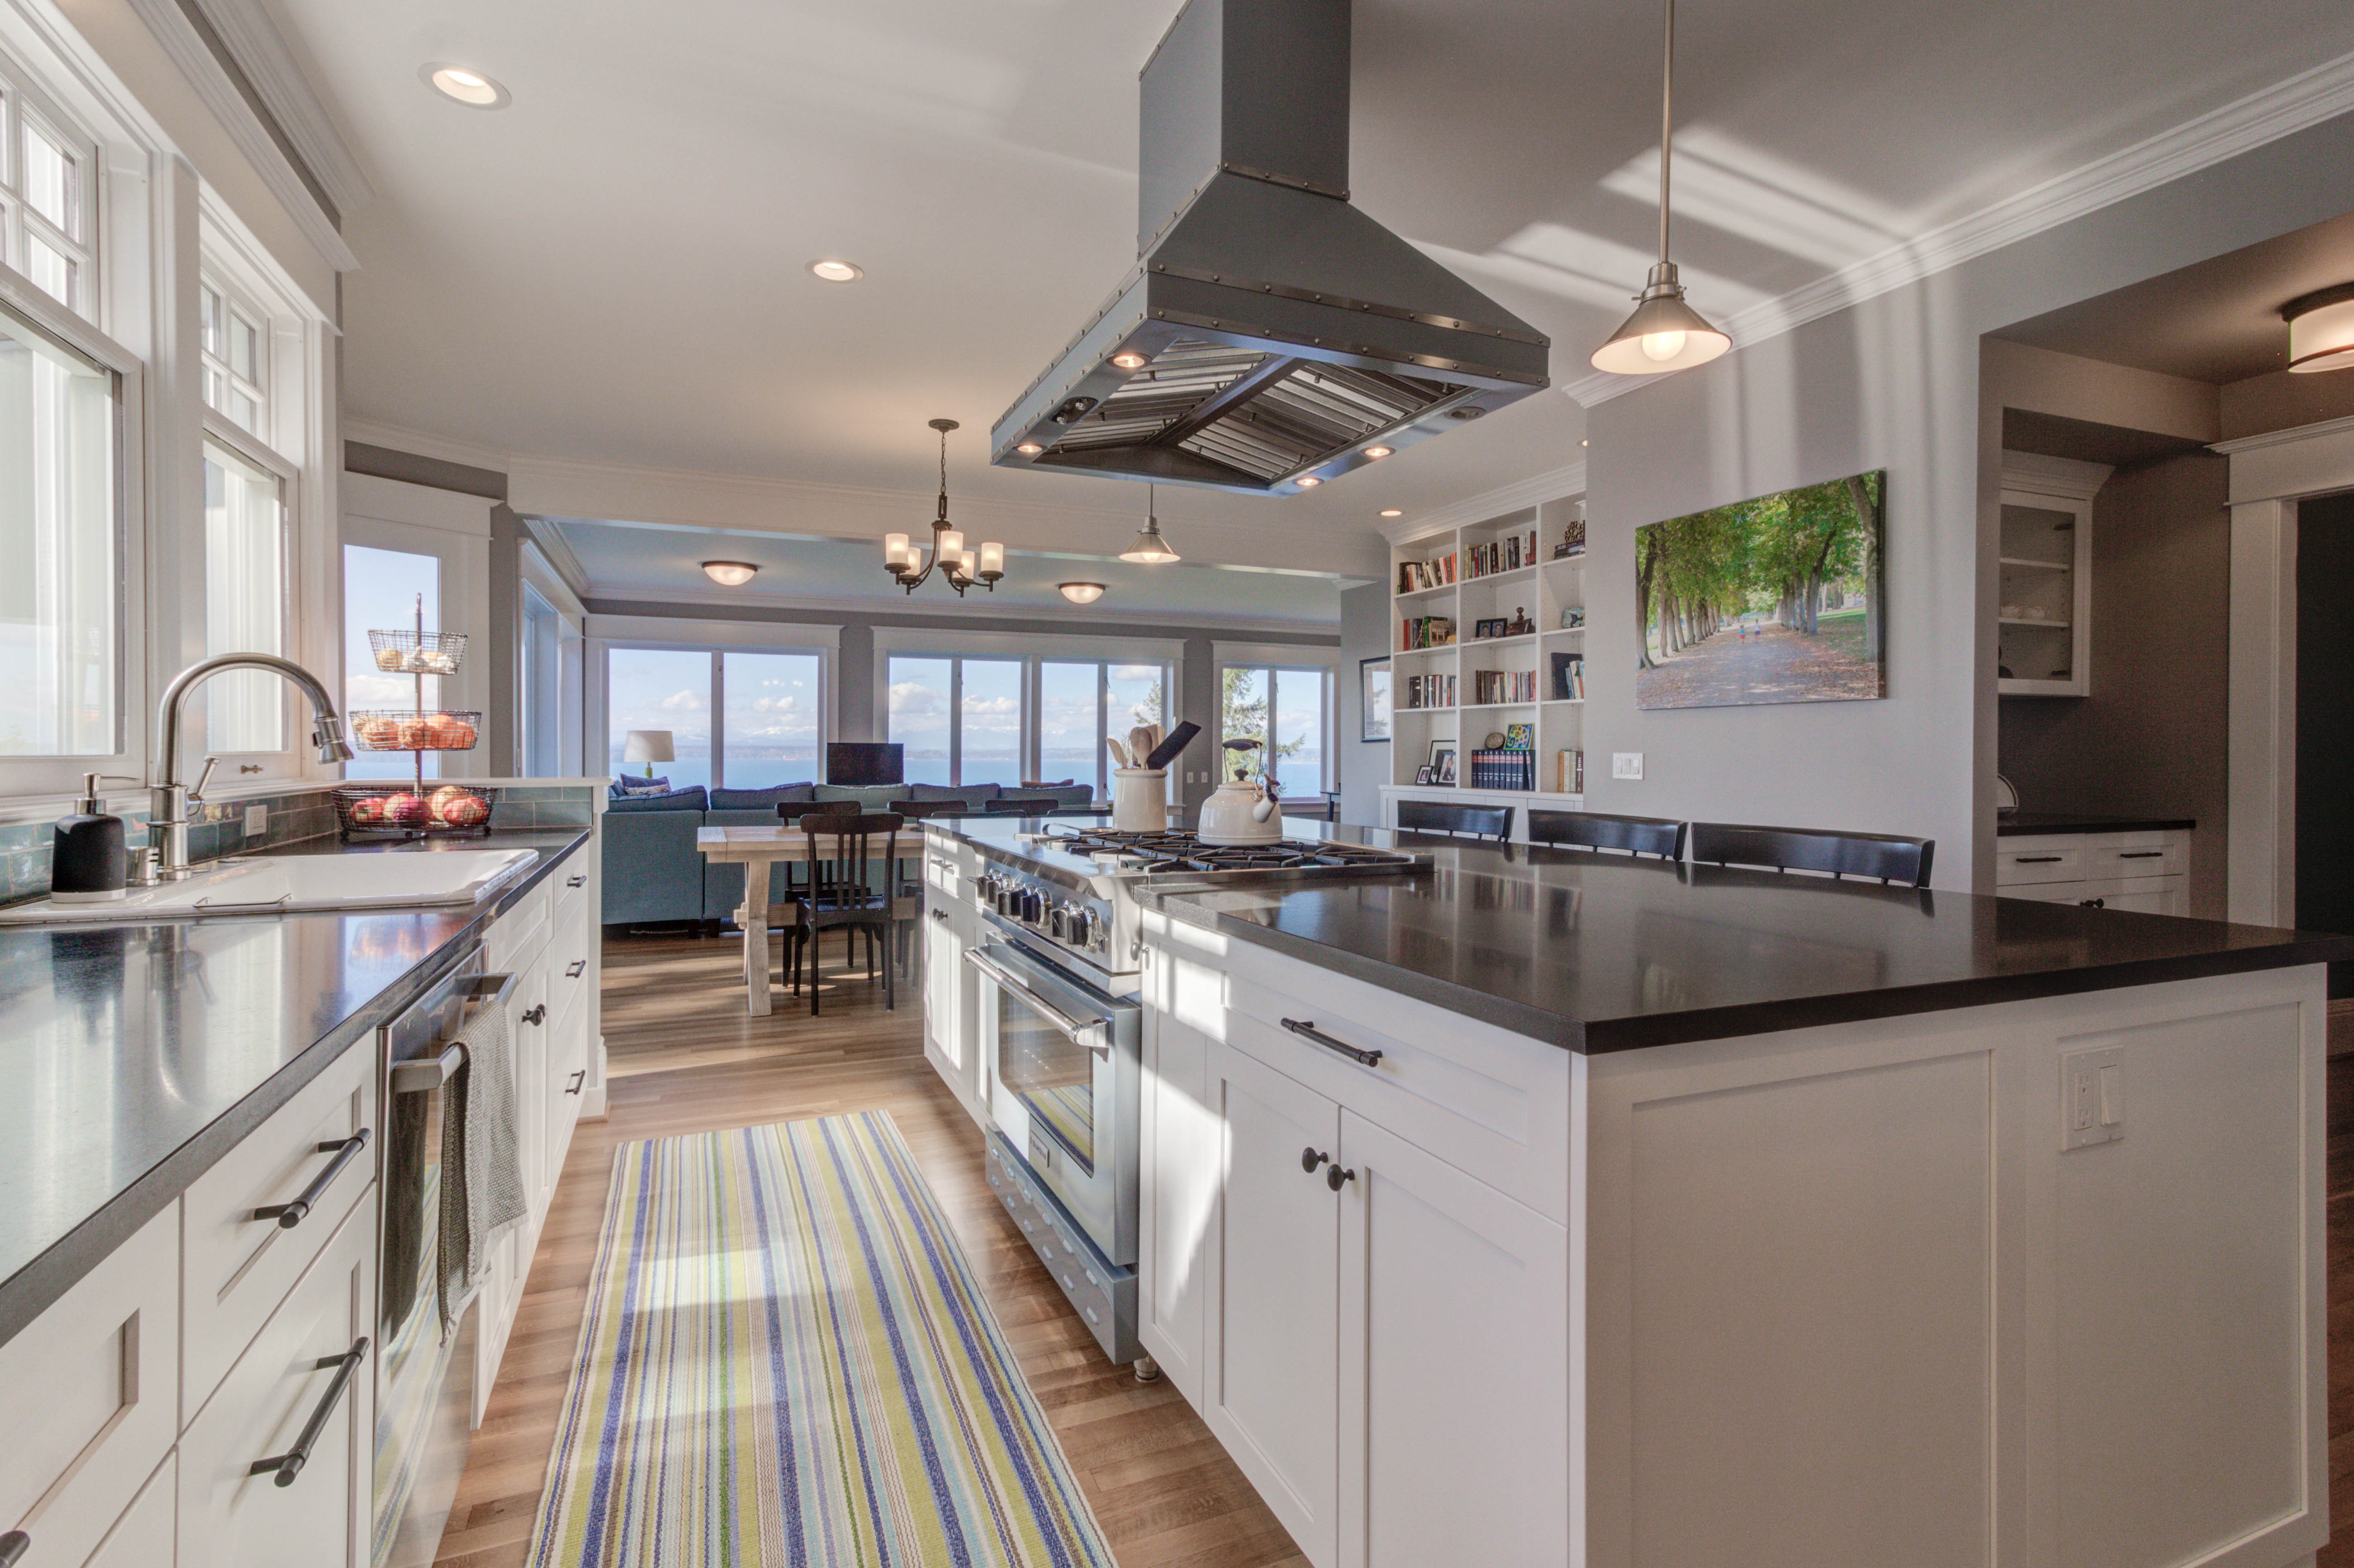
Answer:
1040, 660, 1166, 796
343, 543, 442, 781
888, 650, 1174, 791
198, 280, 266, 435
1220, 665, 1332, 795
0, 68, 94, 317
604, 646, 824, 791
0, 297, 117, 757
204, 439, 287, 752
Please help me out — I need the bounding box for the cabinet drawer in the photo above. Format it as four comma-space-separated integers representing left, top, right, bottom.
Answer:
2088, 840, 2185, 878
184, 1041, 374, 1416
485, 882, 550, 974
1995, 845, 2085, 884
548, 897, 593, 1033
180, 1194, 373, 1568
551, 851, 591, 927
81, 1452, 173, 1568
1225, 963, 1572, 1224
0, 1205, 177, 1568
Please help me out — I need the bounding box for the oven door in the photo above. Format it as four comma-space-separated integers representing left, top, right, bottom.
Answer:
969, 936, 1139, 1267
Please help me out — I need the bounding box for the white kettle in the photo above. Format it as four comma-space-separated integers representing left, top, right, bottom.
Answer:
1197, 742, 1283, 845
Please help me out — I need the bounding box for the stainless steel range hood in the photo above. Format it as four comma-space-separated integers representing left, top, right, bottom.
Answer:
992, 0, 1550, 496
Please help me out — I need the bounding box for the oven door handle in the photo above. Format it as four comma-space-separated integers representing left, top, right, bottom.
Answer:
963, 948, 1114, 1055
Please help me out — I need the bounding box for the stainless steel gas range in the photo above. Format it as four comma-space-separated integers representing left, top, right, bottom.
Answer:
950, 823, 1425, 1378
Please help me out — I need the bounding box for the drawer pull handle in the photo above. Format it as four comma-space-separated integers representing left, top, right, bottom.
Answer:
254, 1130, 371, 1229
566, 874, 587, 888
250, 1336, 369, 1487
2014, 855, 2064, 864
2117, 851, 2165, 859
565, 960, 587, 979
566, 1070, 585, 1095
522, 1004, 547, 1026
1301, 1147, 1329, 1175
1281, 1017, 1383, 1068
0, 1530, 28, 1566
1325, 1164, 1357, 1192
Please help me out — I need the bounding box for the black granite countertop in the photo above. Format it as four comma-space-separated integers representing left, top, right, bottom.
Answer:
0, 827, 589, 1347
1997, 811, 2197, 836
1143, 839, 2350, 1053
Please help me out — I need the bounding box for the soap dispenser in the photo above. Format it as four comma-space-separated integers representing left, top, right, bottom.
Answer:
51, 773, 128, 903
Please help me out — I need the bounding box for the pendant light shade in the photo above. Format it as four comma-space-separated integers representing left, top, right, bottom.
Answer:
1120, 484, 1181, 564
1591, 0, 1728, 377
2284, 284, 2354, 373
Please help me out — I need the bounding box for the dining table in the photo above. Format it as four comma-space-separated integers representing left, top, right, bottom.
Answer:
696, 823, 931, 1015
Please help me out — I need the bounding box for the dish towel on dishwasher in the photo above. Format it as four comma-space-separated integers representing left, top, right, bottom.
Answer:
439, 994, 528, 1332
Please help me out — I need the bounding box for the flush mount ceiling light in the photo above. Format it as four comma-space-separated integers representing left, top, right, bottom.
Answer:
1590, 0, 1729, 376
701, 561, 758, 586
886, 419, 1002, 596
1120, 484, 1181, 565
1380, 508, 1404, 518
809, 259, 863, 283
420, 63, 510, 108
1058, 581, 1107, 605
2284, 284, 2354, 373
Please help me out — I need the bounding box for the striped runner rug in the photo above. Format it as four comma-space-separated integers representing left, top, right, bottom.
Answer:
525, 1110, 1117, 1567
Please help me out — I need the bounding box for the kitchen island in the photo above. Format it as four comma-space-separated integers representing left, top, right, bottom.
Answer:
920, 818, 2346, 1568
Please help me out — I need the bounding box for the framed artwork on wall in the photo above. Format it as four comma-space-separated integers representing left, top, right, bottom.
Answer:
1361, 657, 1392, 742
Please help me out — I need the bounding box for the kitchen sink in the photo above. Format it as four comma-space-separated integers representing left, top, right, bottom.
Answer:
0, 847, 537, 924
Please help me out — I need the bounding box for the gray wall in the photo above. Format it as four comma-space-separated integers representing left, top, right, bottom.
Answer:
1999, 453, 2231, 915
1337, 581, 1388, 825
1581, 110, 2354, 891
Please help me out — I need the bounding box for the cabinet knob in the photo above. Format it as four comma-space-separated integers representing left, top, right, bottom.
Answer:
2079, 897, 2106, 909
1301, 1147, 1329, 1175
522, 1004, 547, 1026
1326, 1164, 1357, 1192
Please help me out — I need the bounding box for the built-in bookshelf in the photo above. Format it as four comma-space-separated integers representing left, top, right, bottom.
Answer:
1385, 496, 1588, 824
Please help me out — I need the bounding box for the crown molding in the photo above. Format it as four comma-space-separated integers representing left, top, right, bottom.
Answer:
520, 515, 592, 598
2000, 450, 2113, 499
581, 589, 1338, 641
2210, 410, 2354, 456
119, 0, 356, 272
342, 415, 512, 473
187, 0, 373, 217
1562, 46, 2354, 408
1377, 461, 1585, 546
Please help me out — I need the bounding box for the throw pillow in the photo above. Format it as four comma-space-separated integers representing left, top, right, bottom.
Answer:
605, 785, 708, 813
612, 775, 670, 797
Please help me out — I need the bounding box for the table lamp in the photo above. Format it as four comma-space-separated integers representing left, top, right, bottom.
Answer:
623, 729, 674, 779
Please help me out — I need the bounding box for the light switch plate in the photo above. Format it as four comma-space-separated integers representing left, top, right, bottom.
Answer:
243, 803, 267, 838
2061, 1045, 2124, 1149
1612, 752, 1644, 780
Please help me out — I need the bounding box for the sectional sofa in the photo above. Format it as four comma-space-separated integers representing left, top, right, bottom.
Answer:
600, 780, 1096, 927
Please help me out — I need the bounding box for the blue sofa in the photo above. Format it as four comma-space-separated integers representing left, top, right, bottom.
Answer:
600, 779, 1096, 927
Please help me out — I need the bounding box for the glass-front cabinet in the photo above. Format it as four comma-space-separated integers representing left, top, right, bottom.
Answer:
1997, 460, 2099, 697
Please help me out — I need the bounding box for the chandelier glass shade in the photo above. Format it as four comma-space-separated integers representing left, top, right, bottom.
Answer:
887, 418, 1003, 595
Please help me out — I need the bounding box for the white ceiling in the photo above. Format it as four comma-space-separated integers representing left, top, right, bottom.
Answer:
262, 0, 2354, 562
548, 519, 1347, 629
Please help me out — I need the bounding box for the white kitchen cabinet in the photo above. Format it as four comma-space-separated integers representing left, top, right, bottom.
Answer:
179, 1192, 373, 1568
82, 1454, 175, 1568
1996, 828, 2191, 915
1336, 1110, 1570, 1568
1138, 999, 1215, 1401
923, 895, 983, 1124
1997, 454, 2106, 697
1201, 1040, 1342, 1567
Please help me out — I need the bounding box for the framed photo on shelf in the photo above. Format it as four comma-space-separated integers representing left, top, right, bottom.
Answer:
1428, 743, 1458, 784
1415, 766, 1433, 784
1360, 656, 1392, 742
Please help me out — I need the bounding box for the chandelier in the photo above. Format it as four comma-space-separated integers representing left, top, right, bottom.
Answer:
886, 418, 1003, 596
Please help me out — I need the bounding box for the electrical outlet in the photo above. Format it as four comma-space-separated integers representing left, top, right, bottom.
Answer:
1611, 752, 1644, 781
243, 802, 267, 838
2061, 1046, 2124, 1149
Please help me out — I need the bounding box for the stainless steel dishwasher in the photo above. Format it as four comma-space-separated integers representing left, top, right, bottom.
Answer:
372, 948, 515, 1568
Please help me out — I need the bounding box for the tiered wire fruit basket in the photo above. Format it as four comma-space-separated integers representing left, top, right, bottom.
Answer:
332, 598, 497, 839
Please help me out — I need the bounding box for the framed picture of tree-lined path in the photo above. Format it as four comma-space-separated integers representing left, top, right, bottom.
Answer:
1634, 469, 1886, 711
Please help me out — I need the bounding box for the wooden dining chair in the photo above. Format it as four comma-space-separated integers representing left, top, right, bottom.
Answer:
1394, 799, 1515, 842
786, 812, 903, 1013
764, 798, 858, 902
1526, 809, 1687, 860
1687, 821, 1935, 887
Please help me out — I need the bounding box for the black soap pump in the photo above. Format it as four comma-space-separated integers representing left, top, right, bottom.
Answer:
52, 772, 128, 904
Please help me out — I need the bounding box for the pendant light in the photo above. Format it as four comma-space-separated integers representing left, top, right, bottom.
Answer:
1591, 0, 1730, 376
1120, 483, 1181, 564
886, 418, 1004, 596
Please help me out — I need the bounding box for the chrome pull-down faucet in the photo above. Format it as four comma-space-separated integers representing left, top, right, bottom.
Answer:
151, 654, 355, 881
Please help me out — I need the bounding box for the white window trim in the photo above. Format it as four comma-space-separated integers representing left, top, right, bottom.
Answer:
1211, 643, 1339, 798
199, 413, 297, 762
588, 629, 837, 790
0, 48, 100, 322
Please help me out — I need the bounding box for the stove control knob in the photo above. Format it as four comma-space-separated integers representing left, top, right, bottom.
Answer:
1064, 906, 1091, 946
1047, 903, 1068, 939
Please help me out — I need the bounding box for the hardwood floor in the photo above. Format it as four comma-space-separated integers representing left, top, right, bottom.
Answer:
430, 930, 1306, 1568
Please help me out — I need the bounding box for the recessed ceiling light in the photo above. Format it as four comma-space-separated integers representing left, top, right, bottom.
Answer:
1015, 441, 1043, 455
421, 63, 510, 108
808, 259, 863, 283
701, 561, 758, 586
1058, 581, 1106, 605
1363, 445, 1392, 459
1296, 476, 1321, 488
1581, 438, 1590, 447
1110, 350, 1149, 370
1380, 508, 1403, 518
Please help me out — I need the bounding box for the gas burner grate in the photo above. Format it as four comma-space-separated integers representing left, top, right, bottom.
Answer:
1048, 828, 1420, 875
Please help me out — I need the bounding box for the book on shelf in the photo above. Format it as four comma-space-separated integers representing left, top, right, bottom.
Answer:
1400, 615, 1454, 650
1401, 673, 1456, 709
1556, 749, 1585, 794
1464, 529, 1540, 579
1467, 748, 1537, 791
1471, 668, 1537, 704
1396, 552, 1458, 592
1549, 652, 1586, 701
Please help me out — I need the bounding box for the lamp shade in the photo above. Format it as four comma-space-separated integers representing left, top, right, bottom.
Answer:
1591, 267, 1730, 376
623, 729, 675, 764
1120, 520, 1179, 564
2285, 284, 2354, 373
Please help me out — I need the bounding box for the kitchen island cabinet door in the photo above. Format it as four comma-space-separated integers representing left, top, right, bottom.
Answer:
1203, 1040, 1342, 1568
923, 900, 981, 1121
1140, 1005, 1216, 1400
1334, 1110, 1570, 1568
